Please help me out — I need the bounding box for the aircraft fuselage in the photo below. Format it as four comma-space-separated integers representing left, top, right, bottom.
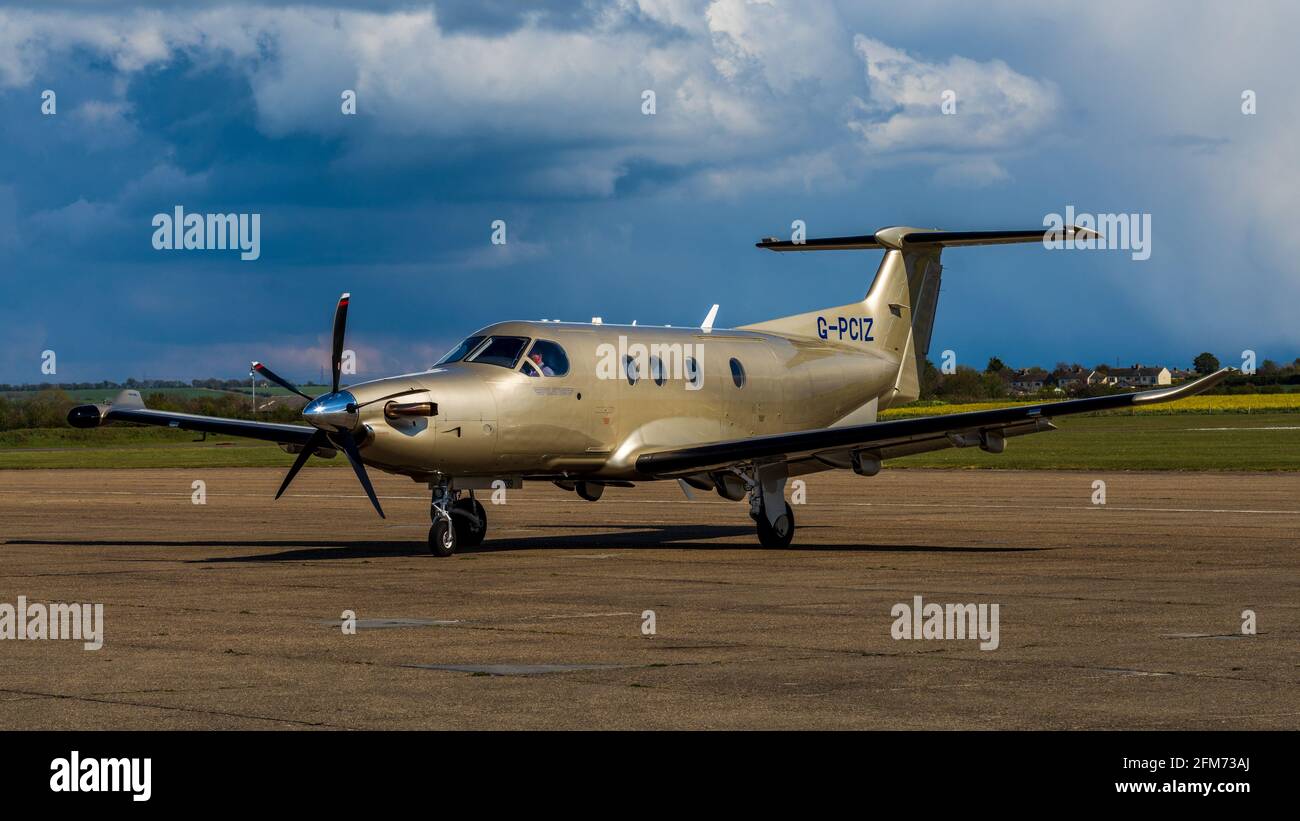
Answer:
349, 320, 899, 482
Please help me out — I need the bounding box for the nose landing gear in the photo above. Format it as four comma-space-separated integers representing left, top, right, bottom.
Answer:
427, 482, 488, 557
452, 495, 487, 548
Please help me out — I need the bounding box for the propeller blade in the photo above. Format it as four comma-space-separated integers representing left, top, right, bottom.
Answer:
252, 361, 314, 402
331, 292, 350, 393
275, 429, 329, 500
333, 427, 385, 518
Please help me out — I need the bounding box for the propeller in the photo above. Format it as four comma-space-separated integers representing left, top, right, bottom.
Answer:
253, 293, 387, 518
251, 361, 313, 402
275, 429, 329, 500
331, 292, 349, 394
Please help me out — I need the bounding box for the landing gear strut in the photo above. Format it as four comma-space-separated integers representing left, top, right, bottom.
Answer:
427, 482, 488, 557
742, 463, 795, 548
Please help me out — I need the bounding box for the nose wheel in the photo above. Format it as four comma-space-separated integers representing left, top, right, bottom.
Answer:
451, 496, 487, 547
428, 517, 456, 557
427, 484, 487, 557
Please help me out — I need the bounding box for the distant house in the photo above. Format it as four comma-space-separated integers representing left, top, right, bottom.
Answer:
1103, 365, 1171, 388
1052, 368, 1093, 390
1009, 369, 1049, 394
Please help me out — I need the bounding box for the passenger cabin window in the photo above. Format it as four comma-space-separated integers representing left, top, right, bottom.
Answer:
650, 355, 666, 386
624, 355, 639, 385
730, 357, 746, 388
521, 339, 569, 377
684, 356, 701, 389
434, 335, 486, 366
466, 336, 530, 369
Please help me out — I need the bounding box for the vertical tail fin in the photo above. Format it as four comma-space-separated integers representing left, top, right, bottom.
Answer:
860, 230, 944, 404
744, 225, 1099, 406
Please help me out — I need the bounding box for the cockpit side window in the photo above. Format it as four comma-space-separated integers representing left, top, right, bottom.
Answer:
467, 336, 531, 368
522, 339, 569, 377
434, 335, 486, 366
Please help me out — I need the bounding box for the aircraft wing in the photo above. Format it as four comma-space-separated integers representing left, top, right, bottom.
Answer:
67, 389, 318, 447
635, 368, 1232, 477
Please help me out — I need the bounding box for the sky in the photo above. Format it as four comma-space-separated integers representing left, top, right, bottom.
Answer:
1, 0, 1297, 384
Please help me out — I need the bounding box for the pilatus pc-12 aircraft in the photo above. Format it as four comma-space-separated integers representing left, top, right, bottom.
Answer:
69, 225, 1230, 555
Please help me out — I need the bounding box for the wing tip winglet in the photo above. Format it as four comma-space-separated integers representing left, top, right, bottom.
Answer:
1133, 367, 1233, 404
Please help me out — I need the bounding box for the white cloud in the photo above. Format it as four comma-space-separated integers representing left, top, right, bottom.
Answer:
704, 0, 853, 95
848, 34, 1060, 154
0, 2, 874, 197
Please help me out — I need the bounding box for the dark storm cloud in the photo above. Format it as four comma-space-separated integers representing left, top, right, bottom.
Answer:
0, 1, 1296, 383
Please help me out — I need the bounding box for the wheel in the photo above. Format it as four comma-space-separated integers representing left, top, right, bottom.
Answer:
755, 501, 795, 548
576, 481, 604, 502
451, 498, 487, 547
428, 516, 457, 557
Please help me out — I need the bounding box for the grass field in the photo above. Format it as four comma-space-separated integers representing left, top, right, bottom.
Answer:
1, 411, 1298, 470
222, 384, 330, 397
0, 428, 297, 469
889, 412, 1300, 470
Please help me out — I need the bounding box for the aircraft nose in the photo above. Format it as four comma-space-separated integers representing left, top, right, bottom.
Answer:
302, 390, 358, 431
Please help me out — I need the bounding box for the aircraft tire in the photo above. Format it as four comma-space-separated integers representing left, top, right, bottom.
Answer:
428, 517, 457, 557
452, 498, 487, 547
755, 502, 795, 548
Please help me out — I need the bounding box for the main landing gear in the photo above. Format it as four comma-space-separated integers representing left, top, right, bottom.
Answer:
741, 463, 795, 548
427, 482, 487, 557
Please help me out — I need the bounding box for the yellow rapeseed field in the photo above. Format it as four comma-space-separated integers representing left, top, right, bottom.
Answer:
881, 392, 1300, 419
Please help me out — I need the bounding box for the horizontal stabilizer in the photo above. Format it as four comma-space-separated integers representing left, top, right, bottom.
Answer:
757, 225, 1100, 252
756, 234, 880, 251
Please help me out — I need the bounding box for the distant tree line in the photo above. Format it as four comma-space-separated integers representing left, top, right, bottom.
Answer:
0, 378, 269, 391
0, 389, 304, 431
919, 354, 1300, 403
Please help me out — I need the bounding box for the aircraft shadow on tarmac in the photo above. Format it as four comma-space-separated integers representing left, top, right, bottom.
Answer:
7, 525, 1050, 563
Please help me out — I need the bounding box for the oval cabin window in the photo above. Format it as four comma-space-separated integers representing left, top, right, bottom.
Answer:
729, 357, 746, 388
684, 356, 701, 389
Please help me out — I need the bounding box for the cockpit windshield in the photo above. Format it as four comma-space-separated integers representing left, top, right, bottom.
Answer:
466, 336, 530, 368
434, 335, 486, 366
520, 339, 570, 377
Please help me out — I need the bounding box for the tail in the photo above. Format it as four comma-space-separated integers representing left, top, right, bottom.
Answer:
740, 225, 1099, 407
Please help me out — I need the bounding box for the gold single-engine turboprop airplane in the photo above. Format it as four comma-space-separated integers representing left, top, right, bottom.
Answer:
68, 225, 1230, 555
